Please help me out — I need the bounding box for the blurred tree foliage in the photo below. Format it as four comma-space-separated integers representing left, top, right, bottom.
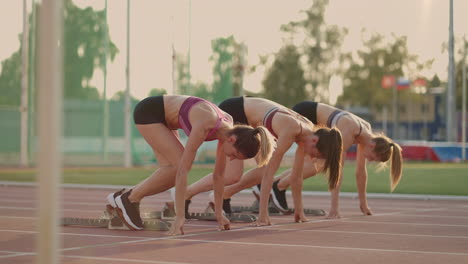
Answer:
0, 0, 118, 105
175, 51, 191, 95
277, 0, 347, 103
110, 91, 139, 102
210, 35, 246, 103
147, 88, 167, 97
63, 0, 118, 99
337, 32, 432, 110
454, 39, 468, 110
174, 52, 212, 100
262, 45, 306, 108
0, 50, 21, 105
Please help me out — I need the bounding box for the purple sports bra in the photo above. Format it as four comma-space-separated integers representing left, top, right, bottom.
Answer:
178, 97, 233, 141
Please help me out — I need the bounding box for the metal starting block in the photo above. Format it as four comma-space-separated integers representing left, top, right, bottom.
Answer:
144, 202, 257, 223
231, 200, 326, 216
61, 205, 171, 231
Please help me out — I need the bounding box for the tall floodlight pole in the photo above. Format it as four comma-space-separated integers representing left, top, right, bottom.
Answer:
102, 0, 109, 160
187, 0, 192, 94
28, 1, 37, 164
447, 0, 456, 141
124, 0, 132, 167
392, 84, 398, 139
462, 37, 467, 161
36, 0, 63, 263
20, 0, 29, 167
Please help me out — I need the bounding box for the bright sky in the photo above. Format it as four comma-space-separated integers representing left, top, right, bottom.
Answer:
1, 0, 468, 102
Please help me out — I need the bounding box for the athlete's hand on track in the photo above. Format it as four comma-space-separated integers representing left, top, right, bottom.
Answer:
326, 208, 341, 219
168, 217, 185, 236
217, 214, 231, 231
294, 211, 308, 223
360, 204, 373, 216
254, 213, 272, 226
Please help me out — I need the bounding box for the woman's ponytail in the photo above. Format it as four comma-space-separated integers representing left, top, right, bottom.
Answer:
254, 126, 276, 167
390, 143, 403, 191
315, 127, 343, 190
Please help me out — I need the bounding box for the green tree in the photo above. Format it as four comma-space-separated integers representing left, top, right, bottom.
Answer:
175, 52, 191, 95
337, 32, 432, 110
455, 39, 468, 110
63, 0, 118, 99
191, 82, 213, 101
0, 0, 118, 104
210, 36, 238, 103
147, 88, 167, 97
0, 51, 21, 105
280, 0, 347, 102
262, 44, 306, 107
110, 91, 138, 102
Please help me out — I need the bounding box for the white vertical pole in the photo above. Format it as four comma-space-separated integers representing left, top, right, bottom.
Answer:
171, 9, 177, 96
187, 0, 191, 94
382, 106, 388, 134
36, 0, 62, 263
102, 0, 109, 160
392, 84, 398, 139
447, 0, 456, 141
462, 37, 467, 161
20, 0, 29, 167
124, 0, 132, 168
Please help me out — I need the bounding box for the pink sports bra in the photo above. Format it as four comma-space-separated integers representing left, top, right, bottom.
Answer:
178, 97, 233, 141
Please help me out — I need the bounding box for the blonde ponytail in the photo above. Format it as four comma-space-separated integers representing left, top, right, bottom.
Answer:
390, 143, 403, 191
254, 126, 276, 167
315, 127, 344, 190
373, 135, 404, 192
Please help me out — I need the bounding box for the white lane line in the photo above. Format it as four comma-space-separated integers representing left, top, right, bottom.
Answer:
343, 220, 468, 227
0, 251, 34, 259
4, 226, 467, 241
172, 238, 468, 256
0, 216, 35, 220
395, 214, 468, 219
266, 228, 468, 239
0, 206, 102, 213
0, 251, 190, 264
64, 255, 191, 264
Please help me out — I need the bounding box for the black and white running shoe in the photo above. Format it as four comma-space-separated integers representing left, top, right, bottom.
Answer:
270, 180, 289, 213
252, 184, 261, 201
185, 199, 191, 219
106, 188, 126, 208
208, 191, 232, 216
223, 198, 232, 216
115, 190, 143, 230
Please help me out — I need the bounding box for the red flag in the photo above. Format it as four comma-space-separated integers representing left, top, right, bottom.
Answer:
412, 78, 427, 87
381, 75, 395, 89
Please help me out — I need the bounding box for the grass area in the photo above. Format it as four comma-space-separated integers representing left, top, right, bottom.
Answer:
0, 162, 467, 196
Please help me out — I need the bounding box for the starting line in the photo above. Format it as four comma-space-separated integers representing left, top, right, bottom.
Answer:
62, 202, 326, 231
231, 200, 326, 216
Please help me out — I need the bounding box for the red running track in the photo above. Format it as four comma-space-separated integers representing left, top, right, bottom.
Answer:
0, 185, 467, 264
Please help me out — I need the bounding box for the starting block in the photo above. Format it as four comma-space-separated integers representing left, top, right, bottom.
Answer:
144, 202, 257, 223
231, 200, 326, 216
61, 205, 171, 231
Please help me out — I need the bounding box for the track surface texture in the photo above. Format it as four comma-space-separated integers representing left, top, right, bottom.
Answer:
1, 185, 467, 264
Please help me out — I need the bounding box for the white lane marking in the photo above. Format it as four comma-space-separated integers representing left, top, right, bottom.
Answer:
64, 255, 191, 264
343, 220, 468, 227
266, 227, 468, 239
172, 238, 468, 256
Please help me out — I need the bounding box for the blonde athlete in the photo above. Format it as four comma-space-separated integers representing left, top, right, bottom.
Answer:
267, 101, 403, 219
106, 95, 275, 235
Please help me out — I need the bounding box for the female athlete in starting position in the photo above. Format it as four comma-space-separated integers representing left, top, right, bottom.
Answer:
265, 101, 403, 218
